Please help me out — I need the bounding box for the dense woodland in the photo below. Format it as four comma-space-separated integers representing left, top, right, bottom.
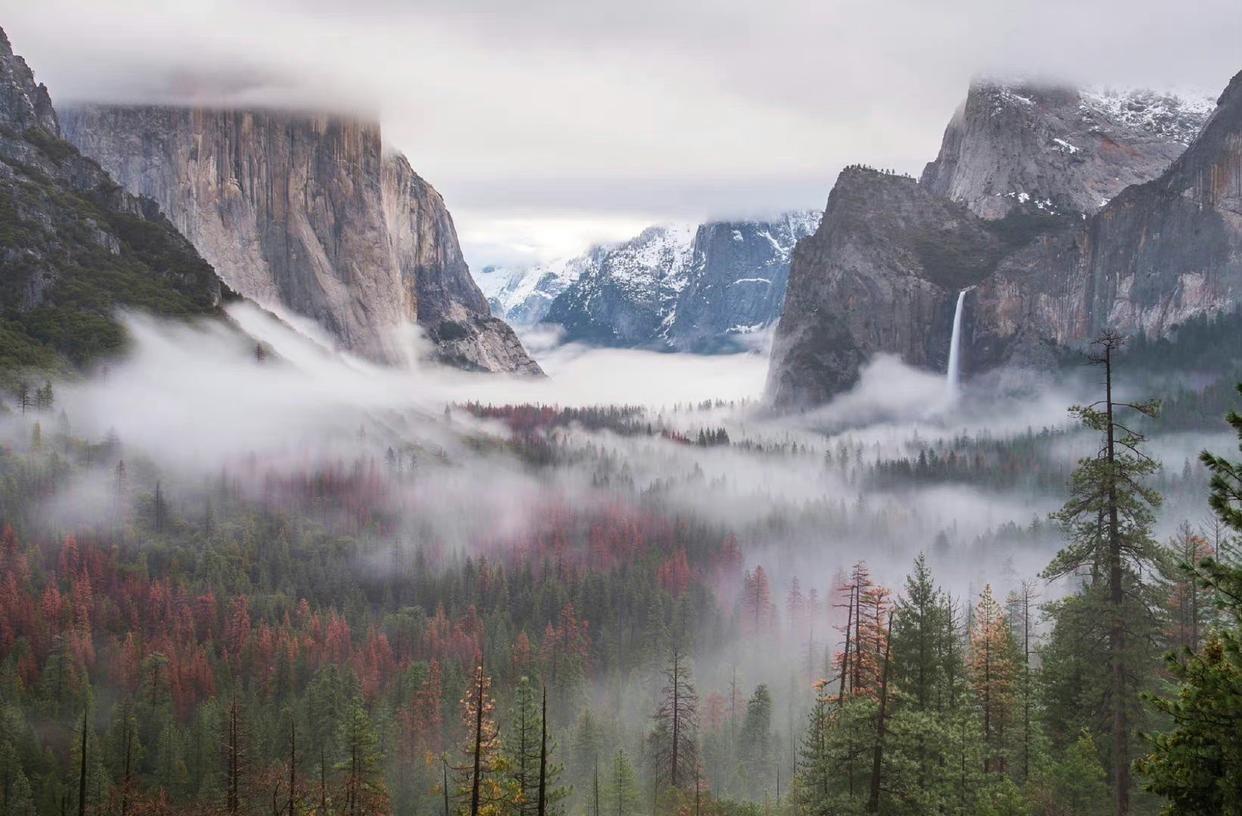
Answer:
1, 333, 1242, 816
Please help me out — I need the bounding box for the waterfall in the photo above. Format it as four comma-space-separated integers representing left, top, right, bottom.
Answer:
946, 289, 967, 396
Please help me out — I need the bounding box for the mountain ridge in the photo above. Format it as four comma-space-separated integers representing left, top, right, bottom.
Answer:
518, 211, 819, 352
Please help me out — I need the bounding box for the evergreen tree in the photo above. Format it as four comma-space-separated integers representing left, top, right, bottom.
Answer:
1138, 398, 1242, 814
649, 646, 699, 793
507, 678, 542, 816
969, 585, 1017, 776
793, 681, 833, 816
891, 554, 955, 712
338, 698, 387, 816
602, 749, 639, 816
739, 684, 773, 795
1044, 332, 1163, 816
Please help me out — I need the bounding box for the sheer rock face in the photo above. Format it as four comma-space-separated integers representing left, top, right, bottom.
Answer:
768, 74, 1242, 408
667, 212, 820, 352
59, 105, 540, 373
766, 169, 1009, 406
921, 82, 1214, 220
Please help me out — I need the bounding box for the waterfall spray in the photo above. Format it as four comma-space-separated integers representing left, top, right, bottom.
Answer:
946, 289, 967, 397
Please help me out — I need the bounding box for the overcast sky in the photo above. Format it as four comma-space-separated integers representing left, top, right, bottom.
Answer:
3, 0, 1240, 268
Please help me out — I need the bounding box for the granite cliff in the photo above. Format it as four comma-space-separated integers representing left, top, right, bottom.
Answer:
60, 105, 540, 373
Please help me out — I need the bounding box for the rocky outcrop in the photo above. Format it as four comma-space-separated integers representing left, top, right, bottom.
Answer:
921, 82, 1213, 219
0, 27, 222, 370
535, 212, 817, 351
59, 105, 540, 374
769, 74, 1241, 408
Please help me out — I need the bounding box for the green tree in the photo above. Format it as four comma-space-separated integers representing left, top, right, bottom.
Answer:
507, 678, 542, 816
739, 684, 773, 796
1044, 332, 1163, 816
1032, 732, 1110, 816
1137, 393, 1242, 814
602, 749, 639, 816
891, 555, 950, 712
337, 698, 387, 816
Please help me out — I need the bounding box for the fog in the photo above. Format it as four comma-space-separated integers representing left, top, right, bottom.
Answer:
2, 303, 1228, 722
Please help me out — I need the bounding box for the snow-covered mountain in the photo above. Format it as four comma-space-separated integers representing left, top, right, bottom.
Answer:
475, 252, 602, 326
668, 211, 822, 352
485, 212, 820, 352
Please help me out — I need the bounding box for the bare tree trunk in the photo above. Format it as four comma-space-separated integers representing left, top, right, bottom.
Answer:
838, 585, 854, 706
470, 669, 485, 816
77, 710, 87, 816
867, 613, 893, 813
1103, 342, 1130, 816
443, 758, 450, 816
537, 685, 548, 816
288, 720, 297, 816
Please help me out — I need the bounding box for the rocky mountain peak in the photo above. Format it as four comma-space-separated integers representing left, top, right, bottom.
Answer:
921, 78, 1214, 220
0, 26, 58, 134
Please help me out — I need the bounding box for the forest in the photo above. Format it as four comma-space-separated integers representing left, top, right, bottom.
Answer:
0, 315, 1240, 816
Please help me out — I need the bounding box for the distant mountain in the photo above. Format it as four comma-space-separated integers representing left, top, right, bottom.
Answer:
669, 212, 820, 352
60, 106, 540, 374
517, 212, 818, 352
475, 252, 601, 326
769, 78, 1232, 407
0, 27, 222, 373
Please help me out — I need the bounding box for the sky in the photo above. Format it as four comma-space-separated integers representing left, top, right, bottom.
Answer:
3, 0, 1240, 268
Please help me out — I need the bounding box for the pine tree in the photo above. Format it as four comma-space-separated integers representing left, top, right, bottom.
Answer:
1137, 396, 1242, 813
793, 681, 833, 816
1044, 332, 1163, 816
506, 678, 541, 816
602, 750, 638, 816
891, 554, 953, 712
968, 585, 1017, 775
338, 698, 387, 816
649, 646, 698, 792
454, 666, 515, 816
738, 684, 772, 796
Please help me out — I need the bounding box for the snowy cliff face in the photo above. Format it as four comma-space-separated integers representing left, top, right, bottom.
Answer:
668, 211, 820, 352
532, 212, 818, 351
59, 105, 540, 374
921, 82, 1215, 219
476, 252, 601, 326
769, 77, 1241, 408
